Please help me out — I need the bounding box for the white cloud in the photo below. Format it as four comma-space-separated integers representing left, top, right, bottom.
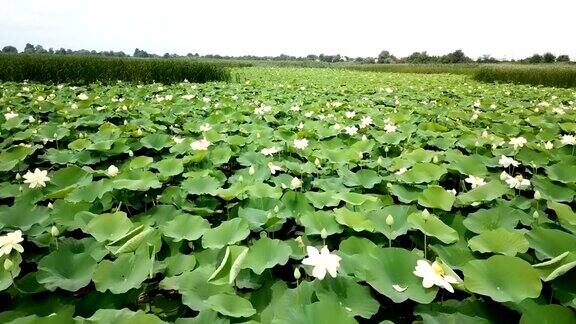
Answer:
1, 0, 574, 60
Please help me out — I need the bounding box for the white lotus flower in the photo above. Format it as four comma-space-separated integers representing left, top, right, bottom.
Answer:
345, 111, 356, 119
0, 230, 24, 257
448, 189, 457, 195
359, 116, 373, 129
291, 177, 302, 189
181, 94, 195, 100
23, 168, 50, 188
384, 123, 397, 133
261, 147, 280, 156
301, 245, 341, 280
304, 111, 314, 118
190, 138, 211, 151
254, 104, 272, 115
4, 112, 18, 120
172, 136, 185, 144
106, 165, 119, 177
293, 138, 309, 150
77, 93, 89, 101
500, 171, 511, 181
344, 126, 358, 135
552, 107, 565, 115
395, 167, 408, 175
290, 105, 300, 112
505, 174, 531, 190
543, 141, 554, 150
333, 123, 342, 130
231, 95, 238, 101
560, 135, 576, 145
509, 137, 527, 149
464, 175, 486, 188
199, 123, 212, 132
267, 162, 282, 175
385, 87, 394, 94
202, 97, 211, 103
331, 101, 343, 108
413, 260, 458, 293
498, 155, 520, 168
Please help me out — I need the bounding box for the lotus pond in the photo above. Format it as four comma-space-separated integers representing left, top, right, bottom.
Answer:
0, 67, 576, 323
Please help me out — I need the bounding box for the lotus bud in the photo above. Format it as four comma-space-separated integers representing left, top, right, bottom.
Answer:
274, 205, 279, 213
47, 202, 53, 209
533, 210, 539, 219
3, 259, 13, 271
432, 155, 439, 163
384, 146, 389, 153
294, 267, 301, 280
15, 173, 21, 180
534, 190, 542, 200
295, 236, 305, 248
314, 158, 321, 166
50, 226, 59, 237
386, 214, 394, 226
422, 209, 430, 220
320, 228, 328, 240
248, 165, 255, 175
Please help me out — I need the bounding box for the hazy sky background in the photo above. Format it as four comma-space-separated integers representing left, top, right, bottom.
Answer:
2, 0, 575, 60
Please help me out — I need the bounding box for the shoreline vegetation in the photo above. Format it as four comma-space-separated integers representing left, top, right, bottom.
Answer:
0, 53, 575, 88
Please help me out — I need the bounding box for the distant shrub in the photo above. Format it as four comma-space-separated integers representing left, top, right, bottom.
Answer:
473, 65, 576, 88
0, 54, 231, 84
345, 64, 478, 75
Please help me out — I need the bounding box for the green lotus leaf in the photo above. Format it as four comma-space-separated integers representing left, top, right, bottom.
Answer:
299, 210, 343, 236
36, 245, 98, 292
84, 211, 133, 242
164, 253, 197, 277
141, 133, 172, 150
467, 228, 529, 256
304, 191, 341, 209
398, 162, 447, 184
160, 213, 210, 242
547, 201, 576, 232
463, 255, 542, 303
462, 204, 526, 234
0, 199, 49, 231
445, 151, 488, 176
518, 300, 576, 324
456, 181, 509, 205
129, 156, 154, 169
205, 293, 256, 318
408, 211, 458, 244
533, 251, 576, 281
313, 275, 379, 319
531, 176, 575, 202
93, 247, 154, 294
388, 184, 421, 203
334, 207, 375, 232
112, 170, 162, 191
153, 158, 184, 177
242, 236, 291, 275
182, 175, 222, 195
208, 245, 249, 285
84, 308, 166, 324
0, 145, 36, 172
202, 218, 250, 249
45, 165, 92, 199
526, 227, 576, 259
339, 238, 437, 304
67, 179, 114, 203
160, 266, 233, 311
546, 163, 576, 184
367, 204, 417, 240
417, 185, 456, 211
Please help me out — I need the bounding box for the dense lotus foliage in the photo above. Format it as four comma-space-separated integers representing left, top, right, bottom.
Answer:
0, 67, 576, 323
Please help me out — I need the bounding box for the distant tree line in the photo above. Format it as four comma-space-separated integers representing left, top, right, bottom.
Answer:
1, 43, 572, 64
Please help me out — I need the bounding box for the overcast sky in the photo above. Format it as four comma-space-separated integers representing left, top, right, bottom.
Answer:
1, 0, 575, 60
